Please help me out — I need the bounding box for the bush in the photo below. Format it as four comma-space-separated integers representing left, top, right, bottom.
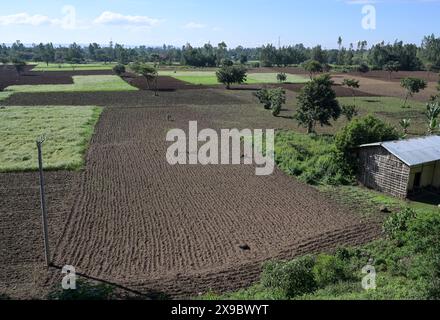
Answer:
277, 72, 287, 83
261, 255, 317, 298
335, 115, 399, 171
357, 63, 370, 73
313, 254, 353, 287
47, 279, 114, 300
383, 208, 417, 240
269, 88, 286, 116
113, 64, 126, 76
254, 88, 272, 109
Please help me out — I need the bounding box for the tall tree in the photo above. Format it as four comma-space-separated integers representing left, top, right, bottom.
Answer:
295, 74, 341, 134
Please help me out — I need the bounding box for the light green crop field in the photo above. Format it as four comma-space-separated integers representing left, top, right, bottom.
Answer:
0, 106, 102, 172
337, 96, 425, 113
247, 73, 310, 84
158, 70, 309, 85
32, 62, 116, 71
4, 75, 138, 93
0, 92, 13, 101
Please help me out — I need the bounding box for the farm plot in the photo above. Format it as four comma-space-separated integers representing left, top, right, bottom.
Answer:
44, 102, 379, 298
4, 75, 137, 93
31, 62, 116, 72
158, 70, 309, 85
0, 106, 102, 172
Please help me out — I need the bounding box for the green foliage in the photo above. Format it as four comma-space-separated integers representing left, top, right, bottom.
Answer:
295, 74, 341, 134
342, 78, 360, 90
400, 77, 427, 108
261, 256, 317, 298
254, 88, 272, 109
270, 88, 286, 116
335, 115, 399, 171
357, 63, 370, 73
302, 60, 323, 79
426, 102, 440, 134
47, 279, 114, 300
399, 118, 411, 137
277, 72, 287, 83
215, 65, 247, 89
112, 64, 126, 76
222, 58, 234, 67
313, 254, 353, 287
341, 104, 358, 121
383, 208, 417, 240
275, 131, 352, 185
254, 88, 286, 116
383, 61, 401, 79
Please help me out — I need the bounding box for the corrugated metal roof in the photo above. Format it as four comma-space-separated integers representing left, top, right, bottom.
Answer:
359, 135, 440, 167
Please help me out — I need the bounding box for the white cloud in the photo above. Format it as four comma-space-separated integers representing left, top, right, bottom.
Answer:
93, 11, 160, 28
0, 13, 52, 26
183, 22, 206, 29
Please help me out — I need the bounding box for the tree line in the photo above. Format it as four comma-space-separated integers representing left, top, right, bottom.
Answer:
1, 34, 440, 71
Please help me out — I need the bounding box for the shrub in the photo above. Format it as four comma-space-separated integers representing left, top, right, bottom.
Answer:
335, 115, 399, 171
357, 63, 370, 73
341, 104, 358, 121
312, 254, 353, 287
254, 88, 272, 109
270, 88, 286, 116
277, 72, 287, 83
261, 255, 317, 298
383, 208, 417, 240
113, 64, 126, 76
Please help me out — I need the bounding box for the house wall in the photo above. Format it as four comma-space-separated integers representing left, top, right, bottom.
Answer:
357, 146, 410, 198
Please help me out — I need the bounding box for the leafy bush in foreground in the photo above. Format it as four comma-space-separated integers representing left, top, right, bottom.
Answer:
261, 256, 317, 298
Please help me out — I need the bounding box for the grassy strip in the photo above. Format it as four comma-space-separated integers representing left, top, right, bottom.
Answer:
0, 92, 13, 101
158, 70, 309, 85
5, 75, 137, 93
32, 62, 116, 71
337, 96, 426, 113
0, 106, 102, 172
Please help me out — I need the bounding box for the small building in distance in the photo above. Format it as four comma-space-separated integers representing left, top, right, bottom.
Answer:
357, 136, 440, 198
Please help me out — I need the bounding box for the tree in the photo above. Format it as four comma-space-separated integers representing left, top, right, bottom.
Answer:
341, 105, 358, 121
137, 64, 159, 96
303, 60, 323, 79
341, 78, 360, 106
337, 36, 343, 51
400, 77, 427, 108
335, 115, 399, 171
277, 72, 287, 83
113, 64, 126, 76
254, 89, 272, 109
383, 60, 400, 80
239, 54, 248, 65
270, 88, 286, 116
295, 74, 341, 134
399, 119, 411, 137
357, 63, 370, 73
11, 57, 26, 76
216, 65, 247, 89
426, 102, 440, 134
222, 58, 234, 67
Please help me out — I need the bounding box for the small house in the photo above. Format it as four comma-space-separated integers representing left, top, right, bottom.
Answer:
357, 136, 440, 198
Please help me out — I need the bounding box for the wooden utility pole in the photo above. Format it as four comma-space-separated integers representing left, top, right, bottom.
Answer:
36, 136, 51, 267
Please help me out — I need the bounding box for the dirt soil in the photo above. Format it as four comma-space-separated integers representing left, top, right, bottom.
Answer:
0, 88, 381, 299
0, 65, 113, 90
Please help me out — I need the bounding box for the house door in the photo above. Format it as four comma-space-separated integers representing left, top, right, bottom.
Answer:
414, 172, 422, 188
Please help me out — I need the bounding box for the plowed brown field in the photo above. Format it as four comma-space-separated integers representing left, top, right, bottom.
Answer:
1, 86, 381, 299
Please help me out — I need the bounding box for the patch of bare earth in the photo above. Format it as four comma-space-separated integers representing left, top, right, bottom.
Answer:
1, 89, 380, 299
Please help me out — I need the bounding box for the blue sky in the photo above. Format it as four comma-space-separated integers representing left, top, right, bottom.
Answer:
0, 0, 439, 48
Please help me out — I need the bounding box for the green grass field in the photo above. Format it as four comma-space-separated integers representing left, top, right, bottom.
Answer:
337, 96, 426, 113
0, 106, 102, 172
5, 75, 138, 93
32, 62, 116, 71
158, 70, 309, 85
0, 92, 13, 101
